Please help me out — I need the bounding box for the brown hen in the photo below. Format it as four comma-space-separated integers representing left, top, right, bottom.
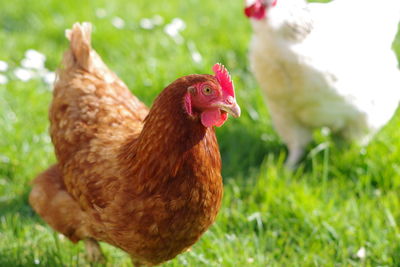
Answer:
29, 22, 240, 266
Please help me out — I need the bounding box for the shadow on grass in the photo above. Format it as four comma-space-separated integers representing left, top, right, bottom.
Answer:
218, 120, 286, 180
0, 186, 38, 222
0, 246, 67, 267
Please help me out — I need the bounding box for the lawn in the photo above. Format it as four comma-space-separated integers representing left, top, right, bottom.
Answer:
1, 0, 400, 266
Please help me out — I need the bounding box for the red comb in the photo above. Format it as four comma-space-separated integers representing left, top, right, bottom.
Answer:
212, 63, 235, 97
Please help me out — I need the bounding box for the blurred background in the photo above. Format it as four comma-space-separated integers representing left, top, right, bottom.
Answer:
0, 0, 400, 266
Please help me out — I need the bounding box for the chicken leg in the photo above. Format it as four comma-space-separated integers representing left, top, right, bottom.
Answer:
268, 104, 312, 168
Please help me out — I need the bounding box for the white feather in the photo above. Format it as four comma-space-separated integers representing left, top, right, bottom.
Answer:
249, 0, 400, 167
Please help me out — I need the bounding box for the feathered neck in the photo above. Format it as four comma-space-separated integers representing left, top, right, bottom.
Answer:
252, 0, 313, 43
119, 75, 220, 190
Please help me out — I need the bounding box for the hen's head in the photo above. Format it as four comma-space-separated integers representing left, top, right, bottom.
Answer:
184, 63, 240, 128
244, 0, 277, 20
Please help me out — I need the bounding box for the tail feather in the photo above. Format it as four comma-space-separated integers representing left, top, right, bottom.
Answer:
65, 22, 93, 71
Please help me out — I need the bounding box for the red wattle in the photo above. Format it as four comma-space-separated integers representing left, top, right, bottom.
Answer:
201, 109, 228, 128
244, 3, 266, 20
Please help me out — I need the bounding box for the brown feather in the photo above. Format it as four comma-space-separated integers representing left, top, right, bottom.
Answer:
30, 23, 223, 266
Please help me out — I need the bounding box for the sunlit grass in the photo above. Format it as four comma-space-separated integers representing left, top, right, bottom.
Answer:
1, 0, 400, 266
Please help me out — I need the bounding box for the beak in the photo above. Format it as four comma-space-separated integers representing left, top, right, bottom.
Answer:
218, 100, 241, 118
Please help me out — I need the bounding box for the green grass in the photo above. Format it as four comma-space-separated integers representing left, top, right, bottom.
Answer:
1, 0, 400, 266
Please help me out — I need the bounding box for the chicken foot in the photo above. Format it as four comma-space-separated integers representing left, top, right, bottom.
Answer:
84, 238, 106, 264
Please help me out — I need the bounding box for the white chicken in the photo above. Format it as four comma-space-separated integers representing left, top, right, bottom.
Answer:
245, 0, 400, 167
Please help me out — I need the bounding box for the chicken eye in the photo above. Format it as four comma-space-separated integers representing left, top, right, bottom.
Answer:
202, 86, 213, 95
